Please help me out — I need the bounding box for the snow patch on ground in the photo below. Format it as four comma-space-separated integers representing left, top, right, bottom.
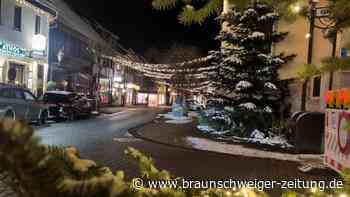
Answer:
159, 112, 192, 124
158, 113, 190, 120
197, 126, 293, 149
186, 137, 318, 162
165, 119, 192, 124
197, 125, 216, 133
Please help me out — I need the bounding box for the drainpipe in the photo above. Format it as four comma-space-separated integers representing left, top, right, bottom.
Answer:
328, 33, 337, 90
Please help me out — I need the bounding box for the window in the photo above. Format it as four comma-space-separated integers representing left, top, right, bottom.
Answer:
35, 15, 41, 34
0, 88, 12, 98
312, 76, 321, 98
24, 91, 36, 101
14, 89, 24, 100
14, 6, 21, 31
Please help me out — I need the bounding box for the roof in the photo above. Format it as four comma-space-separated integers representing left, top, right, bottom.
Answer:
43, 0, 108, 46
45, 91, 74, 95
26, 0, 57, 16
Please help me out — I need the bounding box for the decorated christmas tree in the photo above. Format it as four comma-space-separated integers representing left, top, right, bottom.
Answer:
209, 2, 293, 135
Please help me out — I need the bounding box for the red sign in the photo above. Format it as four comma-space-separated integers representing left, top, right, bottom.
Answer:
325, 110, 350, 172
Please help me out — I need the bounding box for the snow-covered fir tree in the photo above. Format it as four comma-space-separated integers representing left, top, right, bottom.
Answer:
209, 2, 293, 134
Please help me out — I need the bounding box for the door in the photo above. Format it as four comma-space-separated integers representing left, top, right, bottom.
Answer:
23, 90, 41, 121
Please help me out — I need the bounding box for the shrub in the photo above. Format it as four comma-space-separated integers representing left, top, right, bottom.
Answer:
0, 120, 346, 197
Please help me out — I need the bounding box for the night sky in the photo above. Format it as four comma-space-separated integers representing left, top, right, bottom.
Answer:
63, 0, 220, 55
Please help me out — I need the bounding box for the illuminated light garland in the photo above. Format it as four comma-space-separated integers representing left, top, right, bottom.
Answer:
111, 55, 214, 90
114, 56, 212, 69
113, 56, 213, 75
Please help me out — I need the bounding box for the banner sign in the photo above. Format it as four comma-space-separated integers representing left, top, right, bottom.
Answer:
316, 7, 330, 17
325, 109, 350, 172
0, 40, 26, 57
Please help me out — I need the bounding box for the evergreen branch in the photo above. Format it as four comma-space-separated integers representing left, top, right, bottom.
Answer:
0, 119, 346, 196
152, 0, 180, 10
298, 56, 350, 79
125, 147, 172, 180
179, 0, 223, 25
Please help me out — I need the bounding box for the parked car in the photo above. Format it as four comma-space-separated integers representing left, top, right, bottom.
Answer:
186, 100, 204, 111
0, 84, 48, 125
42, 91, 93, 121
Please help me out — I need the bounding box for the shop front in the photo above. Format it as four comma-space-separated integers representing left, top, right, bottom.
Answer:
137, 93, 148, 105
136, 91, 166, 107
99, 78, 111, 105
112, 83, 124, 106
125, 83, 140, 105
97, 65, 114, 105
112, 74, 124, 106
0, 40, 48, 96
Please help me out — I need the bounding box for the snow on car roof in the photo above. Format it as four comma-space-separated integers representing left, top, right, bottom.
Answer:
46, 91, 74, 95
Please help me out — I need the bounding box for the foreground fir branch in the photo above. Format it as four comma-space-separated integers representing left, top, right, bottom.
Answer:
0, 119, 347, 197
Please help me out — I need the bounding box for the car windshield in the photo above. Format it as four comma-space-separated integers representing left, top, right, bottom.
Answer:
43, 93, 77, 103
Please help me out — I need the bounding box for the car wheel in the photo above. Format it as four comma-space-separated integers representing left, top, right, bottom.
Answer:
39, 111, 48, 125
69, 112, 76, 121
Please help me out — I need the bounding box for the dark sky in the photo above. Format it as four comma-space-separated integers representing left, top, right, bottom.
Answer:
63, 0, 220, 55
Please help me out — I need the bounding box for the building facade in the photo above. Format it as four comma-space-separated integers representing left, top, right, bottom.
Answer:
276, 0, 348, 113
46, 0, 110, 95
0, 0, 55, 96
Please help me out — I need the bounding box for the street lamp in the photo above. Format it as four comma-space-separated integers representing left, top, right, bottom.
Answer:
292, 4, 302, 14
300, 0, 336, 111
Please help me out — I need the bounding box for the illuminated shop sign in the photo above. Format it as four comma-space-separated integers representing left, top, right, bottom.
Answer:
0, 41, 26, 57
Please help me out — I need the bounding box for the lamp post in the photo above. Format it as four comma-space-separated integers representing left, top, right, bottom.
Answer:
297, 0, 336, 111
301, 0, 317, 111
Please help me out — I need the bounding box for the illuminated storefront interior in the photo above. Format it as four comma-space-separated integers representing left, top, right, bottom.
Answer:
0, 38, 48, 96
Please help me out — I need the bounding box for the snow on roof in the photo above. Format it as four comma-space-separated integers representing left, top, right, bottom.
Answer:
43, 0, 108, 46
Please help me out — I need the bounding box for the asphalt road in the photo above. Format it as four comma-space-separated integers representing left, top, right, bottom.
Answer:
34, 107, 338, 184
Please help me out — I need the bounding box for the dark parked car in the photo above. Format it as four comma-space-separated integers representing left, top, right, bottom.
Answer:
0, 84, 48, 125
42, 91, 92, 121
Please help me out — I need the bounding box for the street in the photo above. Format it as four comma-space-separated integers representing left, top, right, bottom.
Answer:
34, 107, 337, 182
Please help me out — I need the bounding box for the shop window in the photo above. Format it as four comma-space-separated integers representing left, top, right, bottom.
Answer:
312, 76, 321, 98
35, 15, 41, 34
14, 6, 22, 31
137, 93, 148, 104
8, 63, 24, 85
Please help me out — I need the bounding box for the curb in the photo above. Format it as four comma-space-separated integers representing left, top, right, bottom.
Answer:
129, 121, 301, 163
129, 125, 338, 176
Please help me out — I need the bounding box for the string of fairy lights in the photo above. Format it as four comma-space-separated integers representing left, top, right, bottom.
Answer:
112, 55, 215, 92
